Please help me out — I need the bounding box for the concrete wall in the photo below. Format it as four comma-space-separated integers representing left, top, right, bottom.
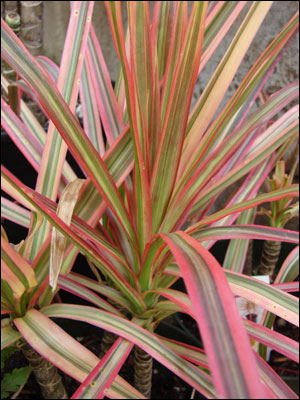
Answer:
43, 1, 299, 87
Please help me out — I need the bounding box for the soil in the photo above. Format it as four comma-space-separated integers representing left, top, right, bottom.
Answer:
2, 310, 298, 399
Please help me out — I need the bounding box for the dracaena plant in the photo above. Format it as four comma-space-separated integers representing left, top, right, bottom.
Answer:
1, 1, 299, 399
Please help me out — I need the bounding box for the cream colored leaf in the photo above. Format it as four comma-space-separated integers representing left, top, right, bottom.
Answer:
49, 179, 85, 291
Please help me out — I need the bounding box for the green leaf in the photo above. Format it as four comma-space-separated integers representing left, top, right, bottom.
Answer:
1, 346, 18, 369
1, 366, 31, 397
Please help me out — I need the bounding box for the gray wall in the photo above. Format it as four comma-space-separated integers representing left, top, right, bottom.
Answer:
43, 1, 299, 87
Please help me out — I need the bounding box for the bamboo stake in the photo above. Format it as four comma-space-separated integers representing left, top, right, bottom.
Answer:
20, 1, 46, 125
2, 11, 21, 82
20, 1, 43, 56
4, 1, 19, 17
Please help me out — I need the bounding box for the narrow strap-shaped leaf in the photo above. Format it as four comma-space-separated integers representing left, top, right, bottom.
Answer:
1, 324, 22, 349
14, 312, 145, 400
31, 2, 95, 259
86, 25, 124, 144
182, 10, 299, 178
259, 246, 299, 360
177, 81, 298, 220
155, 289, 299, 364
1, 97, 43, 171
192, 224, 299, 244
164, 262, 299, 327
79, 58, 105, 155
275, 246, 299, 283
189, 114, 298, 221
105, 1, 152, 255
163, 104, 299, 232
153, 1, 177, 80
1, 17, 138, 249
273, 281, 299, 292
152, 288, 194, 318
2, 74, 77, 188
180, 2, 273, 173
1, 166, 146, 314
199, 2, 247, 74
159, 2, 188, 124
1, 197, 31, 228
57, 275, 125, 316
18, 211, 44, 259
244, 319, 299, 363
14, 308, 101, 382
223, 209, 259, 273
42, 304, 216, 398
192, 157, 273, 248
226, 270, 299, 326
1, 237, 37, 315
151, 2, 207, 233
63, 273, 133, 313
161, 231, 266, 398
2, 237, 37, 292
254, 353, 298, 399
160, 329, 298, 399
72, 337, 133, 399
188, 186, 299, 232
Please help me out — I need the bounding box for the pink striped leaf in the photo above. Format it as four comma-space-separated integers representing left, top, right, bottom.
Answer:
41, 304, 215, 398
79, 58, 105, 155
151, 2, 207, 233
259, 246, 299, 360
57, 275, 125, 316
188, 186, 299, 232
86, 25, 124, 145
190, 224, 299, 244
72, 337, 133, 399
1, 16, 138, 253
1, 322, 22, 349
1, 98, 43, 172
254, 353, 298, 399
31, 2, 95, 260
226, 271, 299, 326
13, 309, 142, 399
105, 1, 153, 255
163, 106, 299, 232
1, 165, 146, 315
199, 2, 247, 74
1, 197, 31, 228
272, 281, 299, 293
181, 4, 296, 172
244, 319, 299, 363
61, 273, 134, 313
163, 263, 299, 327
161, 231, 266, 398
275, 246, 299, 283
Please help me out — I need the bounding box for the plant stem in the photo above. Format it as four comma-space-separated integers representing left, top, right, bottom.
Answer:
134, 346, 152, 398
99, 329, 118, 359
100, 297, 125, 358
257, 240, 281, 282
243, 238, 254, 276
19, 340, 68, 399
